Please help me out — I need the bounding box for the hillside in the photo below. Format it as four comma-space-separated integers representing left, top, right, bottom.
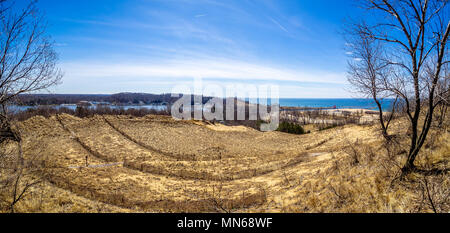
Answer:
14, 93, 213, 106
0, 114, 448, 213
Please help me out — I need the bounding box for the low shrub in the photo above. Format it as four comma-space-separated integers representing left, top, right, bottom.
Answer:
277, 121, 306, 135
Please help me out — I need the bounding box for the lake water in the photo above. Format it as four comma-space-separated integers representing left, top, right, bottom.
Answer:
9, 98, 394, 113
278, 98, 394, 111
8, 104, 167, 112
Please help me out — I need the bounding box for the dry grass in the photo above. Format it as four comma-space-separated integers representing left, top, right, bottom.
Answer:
0, 112, 448, 213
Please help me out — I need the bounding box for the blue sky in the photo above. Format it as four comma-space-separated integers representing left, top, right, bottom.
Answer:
31, 0, 364, 98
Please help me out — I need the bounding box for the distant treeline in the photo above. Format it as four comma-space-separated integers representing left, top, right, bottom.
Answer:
14, 93, 213, 106
11, 105, 171, 121
11, 98, 274, 131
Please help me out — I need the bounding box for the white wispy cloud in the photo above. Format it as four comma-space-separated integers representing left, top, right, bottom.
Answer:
60, 58, 345, 84
268, 17, 289, 33
56, 58, 349, 97
52, 0, 348, 97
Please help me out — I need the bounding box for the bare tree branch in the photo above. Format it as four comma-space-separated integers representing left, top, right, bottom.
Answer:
346, 0, 449, 174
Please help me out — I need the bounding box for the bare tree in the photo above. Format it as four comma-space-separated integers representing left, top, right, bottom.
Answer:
0, 0, 62, 128
0, 0, 61, 212
347, 0, 449, 174
346, 29, 398, 139
432, 58, 449, 127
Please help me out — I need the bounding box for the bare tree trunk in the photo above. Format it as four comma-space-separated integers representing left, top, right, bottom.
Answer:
346, 0, 449, 175
374, 98, 388, 139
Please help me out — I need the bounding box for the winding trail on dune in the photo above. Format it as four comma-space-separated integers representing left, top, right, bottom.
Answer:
24, 114, 379, 212
54, 115, 313, 182
38, 117, 266, 211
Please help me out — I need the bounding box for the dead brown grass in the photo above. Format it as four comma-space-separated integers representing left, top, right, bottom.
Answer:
0, 113, 447, 213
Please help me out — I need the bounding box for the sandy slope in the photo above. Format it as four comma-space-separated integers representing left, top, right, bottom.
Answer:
9, 113, 447, 213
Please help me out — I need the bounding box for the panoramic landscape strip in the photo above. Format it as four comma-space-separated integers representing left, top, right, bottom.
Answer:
0, 0, 448, 222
